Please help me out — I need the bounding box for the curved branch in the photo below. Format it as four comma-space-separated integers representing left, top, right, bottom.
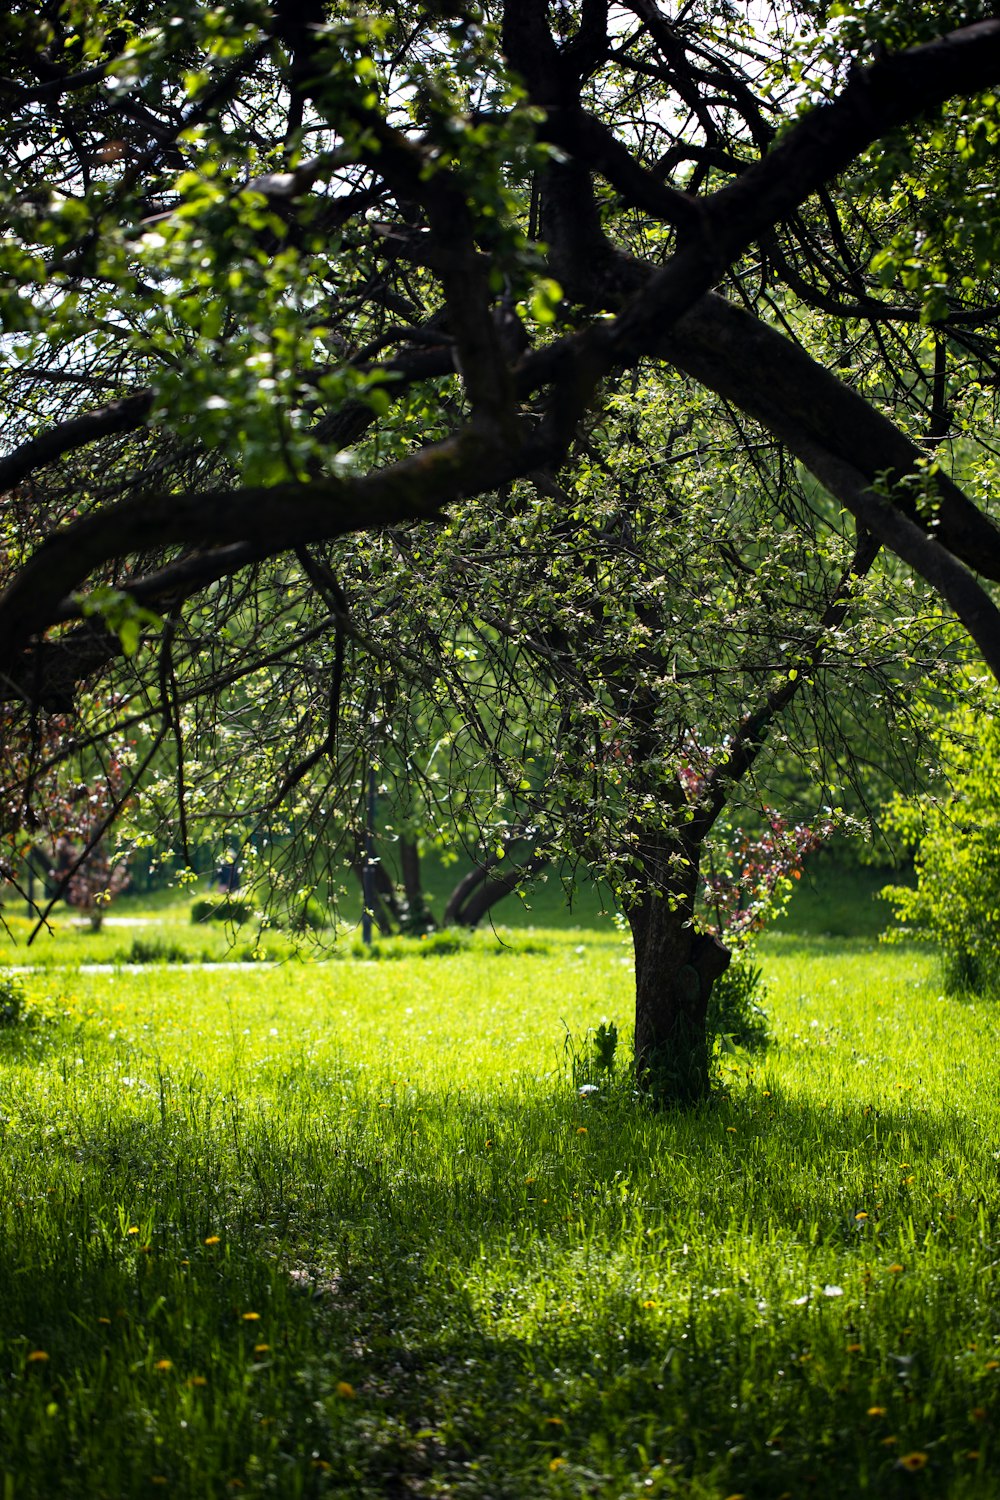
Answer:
659, 294, 1000, 580
5, 18, 1000, 701
0, 61, 112, 104
0, 392, 153, 492
544, 107, 701, 234
696, 527, 882, 836
0, 423, 539, 667
607, 20, 1000, 354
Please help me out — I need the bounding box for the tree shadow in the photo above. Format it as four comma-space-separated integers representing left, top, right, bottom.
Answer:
0, 1044, 990, 1497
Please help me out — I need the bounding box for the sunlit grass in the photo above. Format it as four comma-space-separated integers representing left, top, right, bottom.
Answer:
1, 926, 996, 1496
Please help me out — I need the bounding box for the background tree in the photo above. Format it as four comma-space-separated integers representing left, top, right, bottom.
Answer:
881, 672, 1000, 994
3, 0, 1000, 1095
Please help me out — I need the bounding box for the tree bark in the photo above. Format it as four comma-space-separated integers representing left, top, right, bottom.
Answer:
446, 852, 551, 928
625, 834, 730, 1103
398, 835, 433, 933
442, 831, 551, 928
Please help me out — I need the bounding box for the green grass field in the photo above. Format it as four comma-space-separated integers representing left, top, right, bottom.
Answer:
4, 866, 997, 1497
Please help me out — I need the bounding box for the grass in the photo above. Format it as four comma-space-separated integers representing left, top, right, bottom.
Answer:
1, 897, 998, 1497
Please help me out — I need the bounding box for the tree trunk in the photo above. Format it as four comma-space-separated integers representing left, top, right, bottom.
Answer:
398, 835, 433, 933
443, 847, 550, 927
450, 852, 551, 927
625, 839, 730, 1104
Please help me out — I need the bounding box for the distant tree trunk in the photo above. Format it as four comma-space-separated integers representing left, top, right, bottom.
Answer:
399, 834, 433, 932
442, 839, 550, 927
625, 832, 730, 1103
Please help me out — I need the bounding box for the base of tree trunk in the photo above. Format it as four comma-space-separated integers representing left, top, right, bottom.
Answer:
629, 895, 730, 1105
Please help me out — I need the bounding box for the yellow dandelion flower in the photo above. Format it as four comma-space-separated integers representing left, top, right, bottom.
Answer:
867, 1406, 887, 1417
335, 1381, 355, 1399
545, 1417, 563, 1426
881, 1436, 898, 1447
847, 1343, 862, 1353
26, 1350, 49, 1363
549, 1456, 566, 1471
643, 1299, 658, 1309
576, 1127, 587, 1135
986, 1360, 1000, 1370
98, 1317, 111, 1326
155, 1359, 173, 1371
887, 1263, 904, 1274
253, 1344, 271, 1354
188, 1376, 207, 1387
312, 1460, 332, 1471
241, 1312, 260, 1322
525, 1176, 536, 1184
204, 1235, 221, 1246
855, 1211, 868, 1220
127, 1226, 139, 1236
898, 1452, 928, 1472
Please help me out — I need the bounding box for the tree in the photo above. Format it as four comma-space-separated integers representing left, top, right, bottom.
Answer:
318, 362, 930, 1099
3, 0, 1000, 1096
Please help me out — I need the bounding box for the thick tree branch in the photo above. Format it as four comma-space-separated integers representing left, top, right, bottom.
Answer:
658, 294, 1000, 581
0, 61, 112, 104
0, 423, 539, 668
0, 392, 153, 492
5, 18, 1000, 703
543, 107, 701, 234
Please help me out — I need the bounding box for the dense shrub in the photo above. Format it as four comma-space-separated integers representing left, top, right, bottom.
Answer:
348, 929, 552, 961
350, 929, 470, 960
123, 937, 192, 964
881, 693, 1000, 995
708, 954, 769, 1050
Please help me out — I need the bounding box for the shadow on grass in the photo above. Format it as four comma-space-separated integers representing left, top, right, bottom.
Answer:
0, 1046, 992, 1497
